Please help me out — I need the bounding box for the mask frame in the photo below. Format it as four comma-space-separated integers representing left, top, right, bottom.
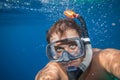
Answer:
46, 37, 85, 62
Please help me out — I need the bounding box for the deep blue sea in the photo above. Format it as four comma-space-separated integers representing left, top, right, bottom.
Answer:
0, 0, 120, 80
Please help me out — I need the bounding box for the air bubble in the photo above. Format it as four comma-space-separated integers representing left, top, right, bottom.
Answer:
112, 23, 116, 26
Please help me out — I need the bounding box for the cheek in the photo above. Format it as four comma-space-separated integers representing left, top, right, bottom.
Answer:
76, 58, 83, 65
70, 58, 83, 67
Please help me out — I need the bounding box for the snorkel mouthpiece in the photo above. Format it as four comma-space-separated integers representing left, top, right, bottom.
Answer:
67, 66, 83, 80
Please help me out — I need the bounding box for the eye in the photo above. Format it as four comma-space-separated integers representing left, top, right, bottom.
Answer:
69, 44, 77, 50
55, 47, 64, 53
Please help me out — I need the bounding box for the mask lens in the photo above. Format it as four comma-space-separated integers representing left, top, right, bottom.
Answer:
46, 38, 84, 61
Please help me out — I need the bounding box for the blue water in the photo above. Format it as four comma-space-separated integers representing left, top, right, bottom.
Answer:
0, 0, 120, 80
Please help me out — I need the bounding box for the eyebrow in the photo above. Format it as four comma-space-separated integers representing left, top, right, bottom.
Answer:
54, 41, 77, 47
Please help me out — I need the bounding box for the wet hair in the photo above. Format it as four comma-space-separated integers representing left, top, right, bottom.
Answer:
46, 18, 82, 43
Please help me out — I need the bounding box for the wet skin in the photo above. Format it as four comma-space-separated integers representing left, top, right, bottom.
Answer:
36, 29, 120, 80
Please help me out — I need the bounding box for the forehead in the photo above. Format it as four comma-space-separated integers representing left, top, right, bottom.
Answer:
50, 29, 79, 43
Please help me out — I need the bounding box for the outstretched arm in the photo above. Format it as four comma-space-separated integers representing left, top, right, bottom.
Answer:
99, 48, 120, 79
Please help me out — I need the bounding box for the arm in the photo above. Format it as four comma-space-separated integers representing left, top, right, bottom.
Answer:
35, 62, 68, 80
98, 48, 120, 79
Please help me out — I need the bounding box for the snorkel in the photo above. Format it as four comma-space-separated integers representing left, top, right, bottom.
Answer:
64, 10, 93, 80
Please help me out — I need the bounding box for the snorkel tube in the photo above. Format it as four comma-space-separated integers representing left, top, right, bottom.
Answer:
64, 10, 93, 80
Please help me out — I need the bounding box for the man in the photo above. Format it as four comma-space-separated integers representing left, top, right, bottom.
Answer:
35, 10, 120, 80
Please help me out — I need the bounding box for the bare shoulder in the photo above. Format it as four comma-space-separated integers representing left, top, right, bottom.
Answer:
92, 48, 120, 69
97, 48, 120, 60
92, 48, 120, 62
93, 48, 120, 78
97, 48, 120, 66
92, 48, 101, 54
92, 48, 120, 58
99, 48, 120, 54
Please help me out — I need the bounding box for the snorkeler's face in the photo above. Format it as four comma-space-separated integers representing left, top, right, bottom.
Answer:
50, 29, 83, 67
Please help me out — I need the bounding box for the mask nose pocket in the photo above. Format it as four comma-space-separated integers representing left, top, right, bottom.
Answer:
58, 51, 75, 62
62, 51, 70, 61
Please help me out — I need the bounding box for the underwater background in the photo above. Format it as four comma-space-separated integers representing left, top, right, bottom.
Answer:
0, 0, 120, 80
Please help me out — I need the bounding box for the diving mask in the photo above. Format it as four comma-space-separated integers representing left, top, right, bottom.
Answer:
46, 37, 85, 62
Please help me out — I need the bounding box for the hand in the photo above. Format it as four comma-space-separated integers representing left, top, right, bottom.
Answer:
35, 62, 68, 80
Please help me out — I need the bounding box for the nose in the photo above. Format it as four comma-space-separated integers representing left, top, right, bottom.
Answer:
61, 51, 71, 62
64, 46, 71, 53
64, 47, 69, 51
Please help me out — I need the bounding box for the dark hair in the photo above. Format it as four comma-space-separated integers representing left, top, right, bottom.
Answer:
46, 18, 82, 43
